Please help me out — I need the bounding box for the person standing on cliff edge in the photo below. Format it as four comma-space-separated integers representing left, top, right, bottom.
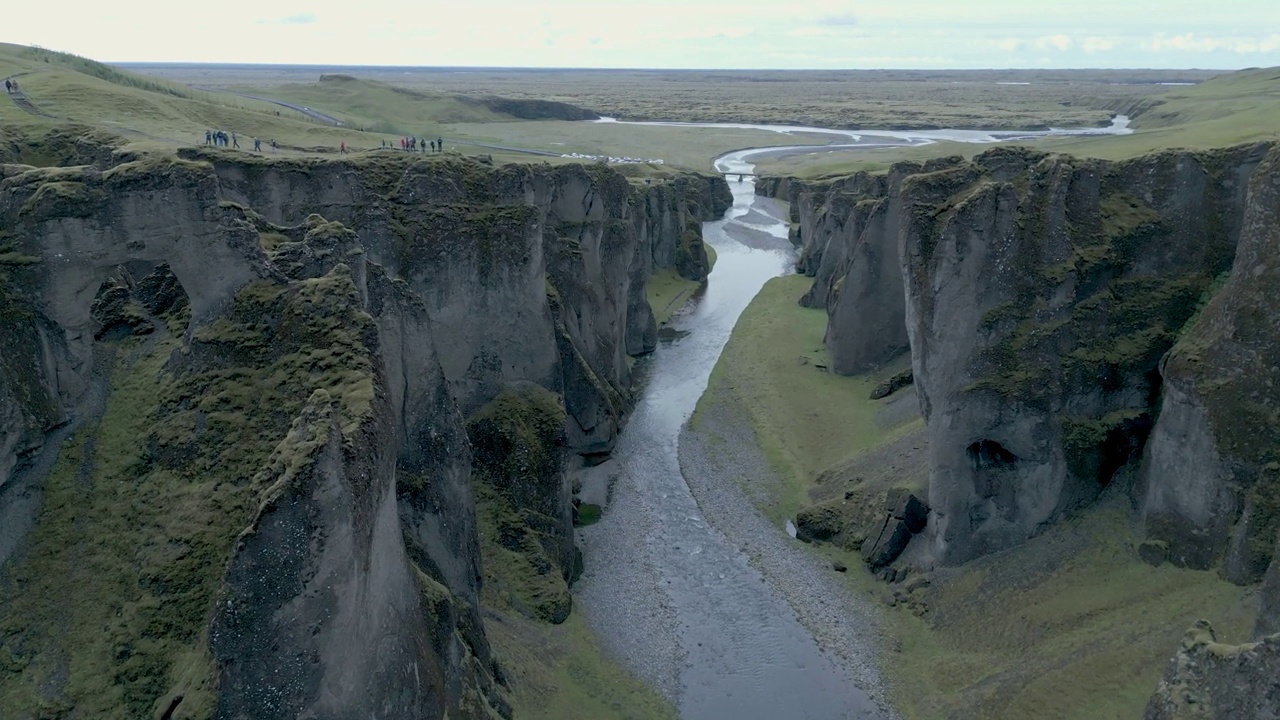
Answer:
4, 80, 10, 94
437, 137, 444, 152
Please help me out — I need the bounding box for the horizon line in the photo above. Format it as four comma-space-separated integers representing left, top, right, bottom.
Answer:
108, 61, 1263, 73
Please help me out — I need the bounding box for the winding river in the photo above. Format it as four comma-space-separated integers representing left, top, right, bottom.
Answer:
572, 118, 1133, 720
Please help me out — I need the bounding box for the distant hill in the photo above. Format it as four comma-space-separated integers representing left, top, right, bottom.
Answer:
1045, 66, 1280, 158
0, 43, 598, 159
262, 74, 598, 133
0, 43, 370, 153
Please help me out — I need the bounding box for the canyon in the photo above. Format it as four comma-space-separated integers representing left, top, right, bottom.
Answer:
0, 130, 728, 718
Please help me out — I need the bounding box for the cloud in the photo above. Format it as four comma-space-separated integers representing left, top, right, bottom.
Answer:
996, 38, 1024, 51
1145, 32, 1280, 53
816, 11, 859, 26
1035, 34, 1073, 51
785, 25, 866, 38
1080, 36, 1119, 52
274, 13, 316, 24
661, 27, 755, 41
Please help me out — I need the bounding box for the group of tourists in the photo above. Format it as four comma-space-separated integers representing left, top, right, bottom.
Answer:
201, 130, 275, 153
382, 136, 444, 153
3, 79, 18, 94
205, 130, 239, 148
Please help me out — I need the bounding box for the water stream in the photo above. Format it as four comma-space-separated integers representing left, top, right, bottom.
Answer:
572, 118, 1134, 719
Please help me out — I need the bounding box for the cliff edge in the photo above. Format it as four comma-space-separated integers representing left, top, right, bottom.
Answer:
0, 139, 729, 719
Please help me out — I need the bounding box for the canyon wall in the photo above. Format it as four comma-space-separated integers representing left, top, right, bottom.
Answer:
770, 143, 1279, 570
0, 145, 728, 719
771, 140, 1280, 717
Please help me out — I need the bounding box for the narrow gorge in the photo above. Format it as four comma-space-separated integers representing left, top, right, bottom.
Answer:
0, 130, 729, 719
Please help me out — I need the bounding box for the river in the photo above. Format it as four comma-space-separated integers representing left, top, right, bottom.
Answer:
572, 119, 1133, 720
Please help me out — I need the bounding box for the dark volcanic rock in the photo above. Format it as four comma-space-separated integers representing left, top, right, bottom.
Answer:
1145, 621, 1280, 720
870, 368, 913, 400
787, 156, 963, 374
1138, 540, 1170, 568
1140, 146, 1280, 584
862, 516, 913, 569
894, 143, 1277, 565
788, 141, 1280, 567
889, 490, 929, 535
0, 148, 731, 718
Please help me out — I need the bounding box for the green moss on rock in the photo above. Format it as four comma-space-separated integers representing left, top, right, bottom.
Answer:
0, 261, 379, 718
467, 386, 574, 625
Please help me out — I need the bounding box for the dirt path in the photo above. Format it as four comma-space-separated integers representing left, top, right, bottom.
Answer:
4, 73, 53, 118
202, 88, 345, 126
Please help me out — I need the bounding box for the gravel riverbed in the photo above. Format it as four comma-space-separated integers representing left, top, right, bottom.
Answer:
679, 389, 897, 717
573, 163, 891, 720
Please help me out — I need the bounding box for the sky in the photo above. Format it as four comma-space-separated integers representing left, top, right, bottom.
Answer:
4, 0, 1279, 69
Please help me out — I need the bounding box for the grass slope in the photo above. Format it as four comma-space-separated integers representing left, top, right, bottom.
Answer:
0, 44, 547, 165
251, 74, 507, 135
877, 486, 1256, 720
703, 260, 1259, 720
692, 274, 917, 522
486, 610, 677, 720
1040, 67, 1280, 158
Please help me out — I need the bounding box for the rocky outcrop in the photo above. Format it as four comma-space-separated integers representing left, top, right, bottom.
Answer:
466, 383, 577, 624
861, 491, 930, 569
469, 96, 600, 121
181, 149, 727, 455
784, 143, 1279, 568
869, 368, 913, 400
769, 157, 962, 374
1144, 621, 1280, 720
1140, 146, 1280, 583
0, 148, 729, 718
901, 143, 1273, 565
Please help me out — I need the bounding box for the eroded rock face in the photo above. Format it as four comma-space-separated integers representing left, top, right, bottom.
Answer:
787, 143, 1278, 567
1259, 530, 1280, 639
1144, 621, 1280, 720
0, 149, 729, 718
1141, 146, 1280, 583
187, 151, 727, 454
778, 157, 963, 375
897, 144, 1275, 565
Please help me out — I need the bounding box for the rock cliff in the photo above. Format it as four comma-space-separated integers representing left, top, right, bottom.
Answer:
0, 142, 728, 718
772, 157, 963, 374
1140, 145, 1280, 584
777, 143, 1279, 570
776, 140, 1280, 718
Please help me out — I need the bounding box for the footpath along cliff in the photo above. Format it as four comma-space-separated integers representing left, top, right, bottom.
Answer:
0, 129, 730, 719
763, 142, 1280, 714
